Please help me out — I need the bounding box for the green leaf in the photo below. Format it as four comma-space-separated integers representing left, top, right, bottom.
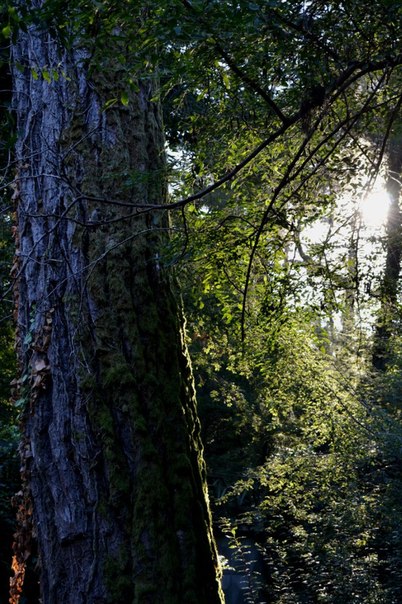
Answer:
1, 25, 11, 38
120, 91, 129, 106
103, 98, 118, 110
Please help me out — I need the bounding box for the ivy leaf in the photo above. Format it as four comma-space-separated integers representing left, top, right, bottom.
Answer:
103, 98, 117, 110
42, 69, 51, 83
120, 91, 129, 106
1, 25, 11, 38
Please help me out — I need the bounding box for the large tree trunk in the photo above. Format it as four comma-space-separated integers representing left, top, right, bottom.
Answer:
11, 11, 223, 604
372, 141, 402, 372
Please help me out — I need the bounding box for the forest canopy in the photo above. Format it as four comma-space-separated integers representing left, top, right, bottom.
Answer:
0, 1, 402, 603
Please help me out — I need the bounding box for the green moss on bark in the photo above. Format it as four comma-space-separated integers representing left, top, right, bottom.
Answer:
60, 52, 223, 604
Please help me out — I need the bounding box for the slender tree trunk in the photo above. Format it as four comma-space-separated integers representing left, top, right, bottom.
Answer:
11, 12, 223, 604
372, 141, 402, 371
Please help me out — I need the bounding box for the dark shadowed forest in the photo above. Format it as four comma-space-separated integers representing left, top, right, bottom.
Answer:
0, 1, 402, 603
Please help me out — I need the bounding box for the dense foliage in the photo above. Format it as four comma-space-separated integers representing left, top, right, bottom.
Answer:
160, 2, 402, 601
184, 262, 402, 602
0, 0, 401, 602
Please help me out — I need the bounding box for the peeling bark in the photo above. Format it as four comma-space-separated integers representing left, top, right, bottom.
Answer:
11, 12, 223, 604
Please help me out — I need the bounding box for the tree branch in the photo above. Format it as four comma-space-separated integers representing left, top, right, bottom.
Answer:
214, 42, 289, 125
269, 8, 341, 63
182, 0, 289, 124
239, 75, 390, 340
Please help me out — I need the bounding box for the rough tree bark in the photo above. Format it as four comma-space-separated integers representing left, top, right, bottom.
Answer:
11, 8, 223, 604
372, 140, 402, 372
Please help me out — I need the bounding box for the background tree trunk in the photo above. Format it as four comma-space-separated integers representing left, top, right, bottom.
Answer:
372, 140, 402, 371
11, 14, 223, 604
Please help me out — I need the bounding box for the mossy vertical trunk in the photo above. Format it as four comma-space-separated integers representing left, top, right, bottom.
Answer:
11, 13, 223, 604
372, 141, 402, 372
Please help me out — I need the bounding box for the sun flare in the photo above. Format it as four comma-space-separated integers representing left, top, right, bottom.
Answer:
359, 182, 391, 228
